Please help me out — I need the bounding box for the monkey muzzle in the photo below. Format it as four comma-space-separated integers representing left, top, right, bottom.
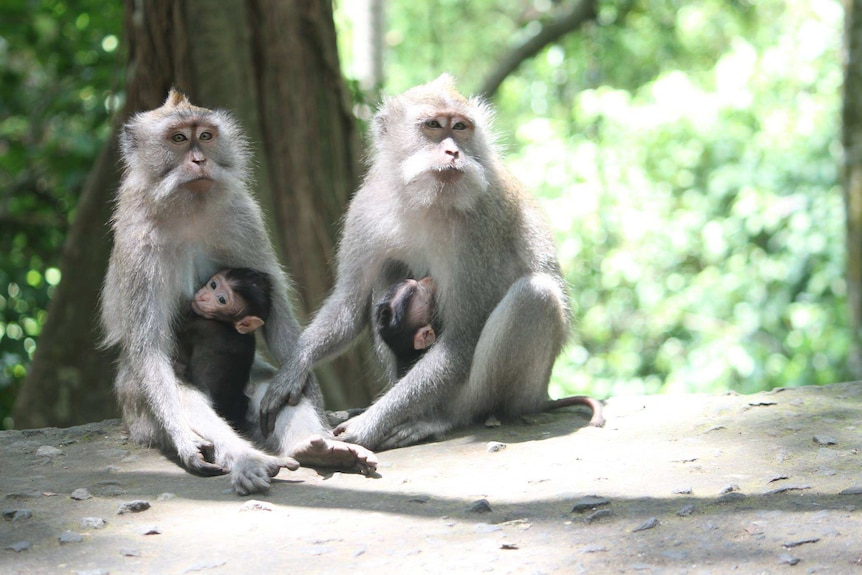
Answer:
184, 177, 215, 194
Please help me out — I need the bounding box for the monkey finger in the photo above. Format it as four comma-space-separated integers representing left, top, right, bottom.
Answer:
287, 388, 302, 407
186, 456, 227, 477
259, 410, 276, 438
274, 457, 300, 475
197, 440, 217, 463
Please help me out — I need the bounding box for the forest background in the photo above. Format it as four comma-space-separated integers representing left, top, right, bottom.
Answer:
0, 0, 852, 429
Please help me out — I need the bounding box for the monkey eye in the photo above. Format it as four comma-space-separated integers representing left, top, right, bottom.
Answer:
209, 281, 217, 289
171, 133, 187, 143
452, 121, 468, 130
217, 295, 227, 305
199, 131, 213, 141
425, 119, 442, 129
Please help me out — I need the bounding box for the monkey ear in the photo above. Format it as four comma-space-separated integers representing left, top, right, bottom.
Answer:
373, 111, 389, 138
413, 326, 436, 350
120, 124, 137, 151
234, 316, 264, 334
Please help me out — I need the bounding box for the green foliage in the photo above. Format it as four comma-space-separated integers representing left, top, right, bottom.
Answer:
358, 0, 849, 398
0, 0, 123, 426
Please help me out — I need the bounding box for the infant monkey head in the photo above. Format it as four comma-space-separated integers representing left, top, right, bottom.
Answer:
192, 268, 272, 334
375, 277, 438, 378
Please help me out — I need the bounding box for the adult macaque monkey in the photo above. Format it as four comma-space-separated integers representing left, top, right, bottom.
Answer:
260, 75, 595, 449
101, 90, 376, 494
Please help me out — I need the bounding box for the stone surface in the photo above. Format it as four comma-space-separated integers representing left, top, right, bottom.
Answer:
0, 383, 860, 573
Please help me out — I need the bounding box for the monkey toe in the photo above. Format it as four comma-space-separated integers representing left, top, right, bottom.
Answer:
270, 457, 300, 476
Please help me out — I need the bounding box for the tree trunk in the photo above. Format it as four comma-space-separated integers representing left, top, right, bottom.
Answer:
15, 0, 376, 428
843, 0, 862, 379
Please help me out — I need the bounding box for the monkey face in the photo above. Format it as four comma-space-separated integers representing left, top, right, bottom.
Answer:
192, 272, 242, 321
119, 90, 250, 210
164, 123, 219, 194
373, 76, 496, 211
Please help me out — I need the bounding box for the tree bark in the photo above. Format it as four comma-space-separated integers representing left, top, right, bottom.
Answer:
15, 0, 375, 428
843, 0, 862, 378
479, 0, 598, 99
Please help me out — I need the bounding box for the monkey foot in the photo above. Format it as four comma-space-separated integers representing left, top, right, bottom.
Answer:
230, 454, 299, 496
291, 435, 378, 476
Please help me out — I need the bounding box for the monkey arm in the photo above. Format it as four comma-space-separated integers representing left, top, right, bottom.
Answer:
115, 251, 225, 476
335, 326, 476, 449
258, 285, 372, 436
258, 226, 382, 436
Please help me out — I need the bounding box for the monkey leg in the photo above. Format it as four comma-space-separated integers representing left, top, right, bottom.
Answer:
248, 384, 378, 475
175, 385, 298, 494
453, 273, 568, 423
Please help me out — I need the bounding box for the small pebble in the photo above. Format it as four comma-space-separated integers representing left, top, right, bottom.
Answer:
778, 554, 801, 566
468, 499, 492, 513
783, 537, 820, 549
2, 509, 32, 521
59, 531, 84, 544
765, 485, 811, 496
840, 486, 862, 495
486, 441, 506, 453
157, 492, 176, 501
118, 500, 151, 514
5, 541, 30, 552
676, 504, 695, 517
139, 524, 161, 535
121, 548, 142, 557
813, 435, 837, 446
720, 483, 740, 494
71, 488, 92, 501
632, 517, 659, 532
81, 517, 107, 529
571, 496, 610, 513
585, 509, 612, 524
672, 487, 692, 495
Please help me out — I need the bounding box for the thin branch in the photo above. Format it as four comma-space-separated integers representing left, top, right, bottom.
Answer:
479, 0, 598, 99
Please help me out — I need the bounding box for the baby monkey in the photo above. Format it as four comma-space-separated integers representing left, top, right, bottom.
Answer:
375, 277, 605, 427
375, 277, 439, 379
175, 268, 271, 430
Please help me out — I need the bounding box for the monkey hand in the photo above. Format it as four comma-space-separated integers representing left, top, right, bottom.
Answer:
335, 412, 448, 452
180, 437, 227, 476
259, 367, 310, 436
333, 412, 379, 450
